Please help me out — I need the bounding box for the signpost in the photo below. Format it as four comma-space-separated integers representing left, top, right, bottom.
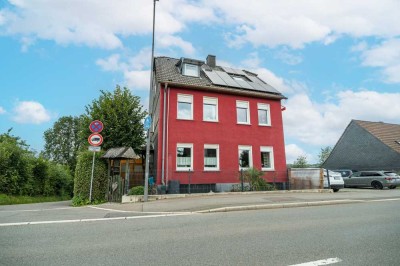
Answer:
88, 120, 104, 202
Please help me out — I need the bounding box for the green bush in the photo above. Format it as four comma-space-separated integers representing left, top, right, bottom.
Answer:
128, 186, 145, 195
242, 167, 275, 191
72, 151, 108, 205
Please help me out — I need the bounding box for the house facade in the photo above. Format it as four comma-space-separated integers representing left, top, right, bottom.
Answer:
323, 120, 400, 171
149, 55, 287, 192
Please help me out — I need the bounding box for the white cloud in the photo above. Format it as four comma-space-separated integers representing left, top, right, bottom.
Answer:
359, 38, 400, 83
283, 90, 400, 147
205, 0, 400, 49
12, 101, 51, 124
0, 0, 215, 52
285, 144, 311, 164
0, 106, 5, 114
124, 70, 150, 91
275, 48, 303, 65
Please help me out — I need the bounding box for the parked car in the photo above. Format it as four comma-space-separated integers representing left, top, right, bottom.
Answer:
344, 171, 400, 189
332, 169, 353, 178
324, 169, 345, 192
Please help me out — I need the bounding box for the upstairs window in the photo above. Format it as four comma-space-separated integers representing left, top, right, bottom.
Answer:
182, 63, 200, 77
236, 101, 250, 124
203, 97, 218, 122
258, 103, 271, 126
177, 94, 193, 120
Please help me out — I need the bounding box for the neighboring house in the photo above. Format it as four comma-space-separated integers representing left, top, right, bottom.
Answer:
149, 55, 287, 192
323, 120, 400, 171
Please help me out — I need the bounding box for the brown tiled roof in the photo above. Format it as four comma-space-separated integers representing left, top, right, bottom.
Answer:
154, 56, 286, 100
355, 120, 400, 153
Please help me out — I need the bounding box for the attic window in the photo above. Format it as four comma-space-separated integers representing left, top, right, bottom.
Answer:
182, 63, 200, 77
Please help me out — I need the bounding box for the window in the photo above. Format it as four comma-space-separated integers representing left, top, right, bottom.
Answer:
238, 145, 252, 170
203, 97, 218, 122
258, 103, 271, 126
260, 146, 274, 171
177, 94, 193, 120
204, 144, 219, 171
176, 144, 193, 171
236, 101, 250, 124
182, 63, 199, 77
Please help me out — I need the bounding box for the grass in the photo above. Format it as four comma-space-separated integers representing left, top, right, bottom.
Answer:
0, 194, 71, 205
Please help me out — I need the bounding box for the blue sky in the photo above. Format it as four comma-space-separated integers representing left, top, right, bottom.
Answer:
1, 0, 400, 163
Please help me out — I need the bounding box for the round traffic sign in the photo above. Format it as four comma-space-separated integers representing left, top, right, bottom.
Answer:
88, 133, 103, 146
89, 120, 104, 133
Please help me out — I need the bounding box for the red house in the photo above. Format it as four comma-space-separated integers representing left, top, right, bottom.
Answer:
149, 55, 287, 193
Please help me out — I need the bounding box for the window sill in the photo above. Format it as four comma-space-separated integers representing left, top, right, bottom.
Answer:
177, 118, 193, 121
262, 168, 275, 171
175, 169, 193, 172
237, 123, 251, 126
203, 120, 219, 123
203, 169, 220, 172
258, 124, 271, 127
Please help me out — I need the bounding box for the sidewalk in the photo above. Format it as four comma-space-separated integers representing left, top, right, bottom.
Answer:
98, 188, 400, 213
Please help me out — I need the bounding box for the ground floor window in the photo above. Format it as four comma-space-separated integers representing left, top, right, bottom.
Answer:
204, 144, 219, 170
260, 146, 274, 171
238, 145, 252, 170
176, 143, 193, 171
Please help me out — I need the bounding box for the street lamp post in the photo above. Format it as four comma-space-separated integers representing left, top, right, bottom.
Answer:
144, 0, 159, 202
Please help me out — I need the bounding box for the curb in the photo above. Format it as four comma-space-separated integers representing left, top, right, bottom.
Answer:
196, 199, 365, 213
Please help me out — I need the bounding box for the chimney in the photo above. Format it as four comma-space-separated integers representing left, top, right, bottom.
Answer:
206, 55, 216, 68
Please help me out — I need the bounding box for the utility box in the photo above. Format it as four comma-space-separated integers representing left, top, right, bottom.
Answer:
168, 180, 180, 194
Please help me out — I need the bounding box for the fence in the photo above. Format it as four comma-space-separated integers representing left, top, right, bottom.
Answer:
121, 169, 289, 194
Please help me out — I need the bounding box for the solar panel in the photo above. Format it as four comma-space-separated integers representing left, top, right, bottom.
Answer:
234, 79, 255, 90
203, 70, 227, 86
247, 76, 280, 94
214, 70, 241, 88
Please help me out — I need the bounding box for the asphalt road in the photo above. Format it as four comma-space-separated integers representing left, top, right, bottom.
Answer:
1, 200, 399, 266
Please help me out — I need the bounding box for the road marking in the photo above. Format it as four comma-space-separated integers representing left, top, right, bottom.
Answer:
0, 207, 80, 213
289, 257, 342, 266
88, 205, 192, 214
368, 198, 400, 202
0, 213, 193, 227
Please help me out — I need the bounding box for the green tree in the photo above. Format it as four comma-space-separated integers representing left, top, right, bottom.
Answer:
80, 85, 147, 152
43, 116, 82, 172
292, 155, 309, 168
318, 146, 332, 166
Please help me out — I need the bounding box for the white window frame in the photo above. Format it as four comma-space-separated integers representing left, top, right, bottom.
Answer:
257, 103, 271, 126
203, 97, 218, 122
176, 143, 193, 171
182, 63, 200, 77
204, 144, 219, 171
260, 146, 274, 171
236, 100, 250, 125
177, 94, 193, 120
238, 145, 253, 170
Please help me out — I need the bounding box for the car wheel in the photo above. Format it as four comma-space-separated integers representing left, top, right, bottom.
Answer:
372, 181, 383, 189
333, 188, 339, 192
389, 185, 396, 189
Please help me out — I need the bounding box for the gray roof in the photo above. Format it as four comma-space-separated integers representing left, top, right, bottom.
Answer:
154, 56, 285, 99
102, 147, 139, 159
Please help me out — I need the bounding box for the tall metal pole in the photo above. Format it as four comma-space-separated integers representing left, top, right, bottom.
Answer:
144, 0, 158, 202
89, 151, 95, 202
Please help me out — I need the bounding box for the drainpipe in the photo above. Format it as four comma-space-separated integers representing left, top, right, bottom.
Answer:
161, 83, 168, 185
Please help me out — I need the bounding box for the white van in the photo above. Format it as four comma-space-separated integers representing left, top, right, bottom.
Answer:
324, 169, 345, 192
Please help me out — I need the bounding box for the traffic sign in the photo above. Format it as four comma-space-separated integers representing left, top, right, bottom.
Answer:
88, 133, 103, 146
88, 146, 101, 152
144, 116, 152, 131
89, 120, 104, 133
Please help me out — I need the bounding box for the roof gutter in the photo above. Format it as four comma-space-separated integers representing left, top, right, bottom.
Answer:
158, 80, 287, 100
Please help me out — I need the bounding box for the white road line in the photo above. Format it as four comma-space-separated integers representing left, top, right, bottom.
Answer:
289, 257, 342, 266
88, 205, 192, 214
0, 213, 193, 227
0, 207, 80, 213
368, 198, 400, 202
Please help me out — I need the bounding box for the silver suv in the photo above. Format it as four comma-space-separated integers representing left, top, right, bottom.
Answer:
344, 171, 400, 189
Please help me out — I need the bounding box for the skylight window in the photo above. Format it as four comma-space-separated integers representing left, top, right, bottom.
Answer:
231, 75, 250, 81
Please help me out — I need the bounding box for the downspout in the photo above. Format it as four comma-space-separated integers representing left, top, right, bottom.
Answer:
161, 83, 168, 185
166, 87, 170, 185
